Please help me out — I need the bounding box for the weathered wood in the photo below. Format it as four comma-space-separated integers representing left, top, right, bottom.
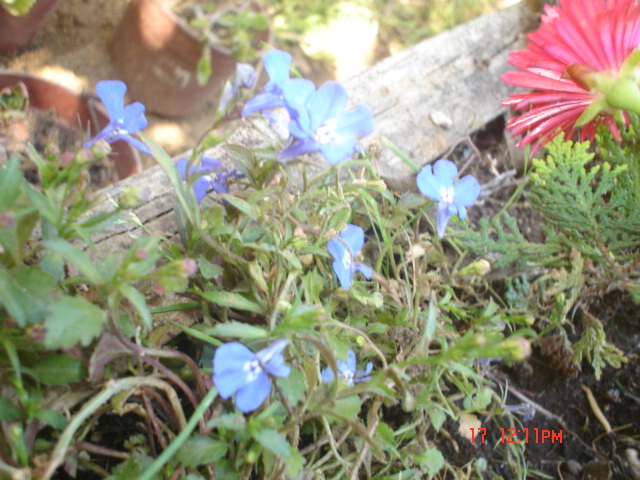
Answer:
347, 2, 533, 189
85, 3, 533, 336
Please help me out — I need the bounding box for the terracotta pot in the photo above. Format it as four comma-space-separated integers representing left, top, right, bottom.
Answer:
0, 0, 61, 52
0, 73, 143, 182
110, 0, 239, 117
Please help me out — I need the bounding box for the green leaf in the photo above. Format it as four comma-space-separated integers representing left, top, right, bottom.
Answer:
0, 209, 38, 265
196, 48, 212, 87
206, 321, 267, 340
0, 0, 38, 16
31, 354, 85, 386
35, 408, 67, 430
375, 421, 395, 450
176, 435, 227, 467
0, 397, 21, 420
44, 239, 102, 285
428, 408, 446, 432
201, 290, 265, 315
115, 284, 151, 329
326, 395, 361, 422
198, 256, 223, 279
44, 296, 106, 349
415, 447, 445, 475
0, 156, 22, 209
276, 369, 306, 407
221, 194, 259, 221
252, 428, 291, 458
0, 265, 58, 326
207, 413, 246, 431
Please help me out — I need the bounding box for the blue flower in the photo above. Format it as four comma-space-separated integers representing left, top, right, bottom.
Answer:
280, 81, 374, 164
321, 350, 373, 387
242, 49, 315, 123
416, 159, 481, 237
328, 224, 372, 290
175, 157, 243, 204
83, 80, 150, 155
213, 339, 290, 413
219, 63, 257, 113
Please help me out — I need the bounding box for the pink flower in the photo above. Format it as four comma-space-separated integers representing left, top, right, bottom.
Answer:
502, 0, 640, 150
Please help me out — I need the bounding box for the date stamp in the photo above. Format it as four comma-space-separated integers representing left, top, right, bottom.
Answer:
470, 427, 563, 444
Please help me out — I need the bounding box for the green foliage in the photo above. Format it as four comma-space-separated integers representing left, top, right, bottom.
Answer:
465, 130, 640, 384
0, 0, 37, 16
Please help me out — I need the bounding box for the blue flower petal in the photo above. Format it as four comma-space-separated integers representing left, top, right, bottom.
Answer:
416, 164, 444, 201
346, 350, 356, 371
332, 258, 353, 290
116, 135, 151, 155
214, 369, 252, 399
175, 158, 189, 179
353, 262, 372, 280
321, 367, 334, 383
121, 102, 148, 133
452, 175, 481, 207
340, 224, 365, 255
242, 92, 283, 116
257, 338, 289, 365
307, 81, 349, 130
436, 202, 453, 237
83, 123, 115, 149
235, 372, 272, 413
433, 159, 458, 186
95, 80, 126, 121
263, 49, 292, 86
192, 177, 210, 203
213, 342, 256, 375
279, 138, 320, 162
332, 104, 374, 139
201, 157, 224, 171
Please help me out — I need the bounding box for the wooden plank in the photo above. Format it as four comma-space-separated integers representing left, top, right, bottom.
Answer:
347, 2, 533, 189
83, 3, 533, 337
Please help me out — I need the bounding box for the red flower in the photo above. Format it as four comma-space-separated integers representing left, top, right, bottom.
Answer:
502, 0, 640, 150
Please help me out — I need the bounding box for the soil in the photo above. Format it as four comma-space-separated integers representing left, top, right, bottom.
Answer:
1, 1, 638, 479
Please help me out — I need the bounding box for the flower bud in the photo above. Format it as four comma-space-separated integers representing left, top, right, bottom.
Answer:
457, 259, 491, 277
118, 185, 149, 209
181, 258, 198, 278
501, 337, 531, 361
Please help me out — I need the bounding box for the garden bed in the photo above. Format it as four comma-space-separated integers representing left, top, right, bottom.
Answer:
2, 1, 639, 479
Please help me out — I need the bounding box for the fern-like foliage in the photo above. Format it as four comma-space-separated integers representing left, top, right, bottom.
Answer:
530, 135, 640, 265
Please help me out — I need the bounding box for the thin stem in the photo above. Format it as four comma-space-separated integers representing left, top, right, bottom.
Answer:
137, 387, 218, 480
39, 377, 181, 480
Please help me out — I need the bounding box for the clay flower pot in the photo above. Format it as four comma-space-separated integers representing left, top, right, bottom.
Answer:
0, 0, 61, 52
0, 73, 143, 182
110, 0, 238, 117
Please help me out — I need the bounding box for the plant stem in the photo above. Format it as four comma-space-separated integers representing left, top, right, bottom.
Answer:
138, 387, 218, 480
39, 376, 183, 480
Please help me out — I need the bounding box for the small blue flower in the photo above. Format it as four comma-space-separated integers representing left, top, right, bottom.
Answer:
416, 159, 481, 237
321, 350, 373, 387
219, 63, 257, 113
241, 49, 293, 116
84, 80, 151, 155
213, 339, 290, 413
175, 157, 243, 204
280, 81, 374, 164
328, 224, 372, 290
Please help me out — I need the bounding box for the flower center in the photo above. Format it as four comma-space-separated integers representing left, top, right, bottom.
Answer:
243, 358, 263, 383
440, 186, 455, 204
341, 369, 355, 387
315, 118, 342, 145
341, 248, 352, 272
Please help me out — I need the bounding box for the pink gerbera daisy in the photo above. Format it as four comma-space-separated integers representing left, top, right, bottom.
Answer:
502, 0, 640, 150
